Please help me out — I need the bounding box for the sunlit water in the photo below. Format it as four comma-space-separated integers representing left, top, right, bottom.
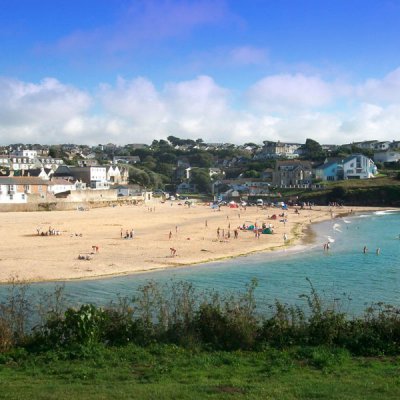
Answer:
1, 210, 399, 315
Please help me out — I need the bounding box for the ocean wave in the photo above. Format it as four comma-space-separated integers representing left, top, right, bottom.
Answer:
343, 219, 351, 224
333, 223, 342, 232
374, 210, 400, 216
327, 236, 335, 243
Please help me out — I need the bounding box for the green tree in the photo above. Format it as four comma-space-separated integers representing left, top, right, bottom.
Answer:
190, 168, 211, 193
301, 138, 325, 160
128, 167, 151, 187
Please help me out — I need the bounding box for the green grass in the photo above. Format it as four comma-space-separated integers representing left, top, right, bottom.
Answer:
1, 345, 399, 399
321, 175, 400, 189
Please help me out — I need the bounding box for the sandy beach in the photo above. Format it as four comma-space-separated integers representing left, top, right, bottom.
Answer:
0, 201, 382, 283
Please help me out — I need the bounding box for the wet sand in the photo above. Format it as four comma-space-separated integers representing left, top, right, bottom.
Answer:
0, 202, 383, 283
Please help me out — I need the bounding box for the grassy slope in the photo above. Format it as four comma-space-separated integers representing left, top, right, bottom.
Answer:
1, 345, 399, 400
276, 176, 400, 206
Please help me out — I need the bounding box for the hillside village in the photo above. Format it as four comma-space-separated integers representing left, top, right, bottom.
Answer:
0, 137, 399, 206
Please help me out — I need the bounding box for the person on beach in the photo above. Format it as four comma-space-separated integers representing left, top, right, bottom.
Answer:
170, 247, 176, 257
205, 220, 208, 228
376, 247, 380, 255
323, 243, 327, 251
169, 231, 172, 240
234, 229, 238, 239
283, 233, 288, 242
363, 246, 368, 254
326, 242, 330, 250
217, 227, 220, 238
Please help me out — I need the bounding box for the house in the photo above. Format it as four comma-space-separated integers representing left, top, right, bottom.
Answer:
47, 178, 77, 195
390, 141, 400, 150
24, 167, 53, 180
115, 184, 141, 197
209, 168, 224, 178
315, 159, 344, 181
107, 165, 129, 185
374, 151, 400, 163
0, 155, 10, 168
342, 154, 377, 179
54, 165, 109, 189
53, 165, 75, 180
77, 159, 98, 167
350, 140, 379, 150
11, 149, 38, 159
255, 141, 302, 160
0, 177, 50, 203
112, 156, 140, 164
272, 160, 313, 187
69, 166, 109, 189
315, 155, 377, 180
176, 182, 196, 193
260, 168, 274, 182
374, 141, 391, 151
116, 185, 153, 202
175, 165, 191, 180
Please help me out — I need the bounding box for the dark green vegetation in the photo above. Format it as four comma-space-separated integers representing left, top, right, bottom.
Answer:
296, 176, 400, 206
1, 279, 400, 398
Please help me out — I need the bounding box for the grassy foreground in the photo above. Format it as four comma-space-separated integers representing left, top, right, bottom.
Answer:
1, 344, 399, 400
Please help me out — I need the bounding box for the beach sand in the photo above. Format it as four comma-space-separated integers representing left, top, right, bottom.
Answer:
0, 202, 382, 283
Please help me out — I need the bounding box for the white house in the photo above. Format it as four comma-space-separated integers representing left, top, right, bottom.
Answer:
374, 141, 391, 151
107, 165, 129, 184
343, 154, 377, 179
12, 149, 38, 159
374, 151, 400, 163
255, 141, 302, 159
0, 177, 50, 203
47, 178, 77, 195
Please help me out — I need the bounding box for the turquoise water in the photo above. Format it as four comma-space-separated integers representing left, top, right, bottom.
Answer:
1, 210, 400, 314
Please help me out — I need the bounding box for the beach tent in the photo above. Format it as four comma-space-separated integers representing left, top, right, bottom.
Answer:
229, 201, 238, 208
262, 228, 273, 234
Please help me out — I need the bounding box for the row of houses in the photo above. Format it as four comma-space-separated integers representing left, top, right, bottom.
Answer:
268, 154, 377, 186
208, 154, 378, 198
0, 163, 132, 203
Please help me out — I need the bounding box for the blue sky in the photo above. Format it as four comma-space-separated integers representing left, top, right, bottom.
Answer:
1, 0, 400, 145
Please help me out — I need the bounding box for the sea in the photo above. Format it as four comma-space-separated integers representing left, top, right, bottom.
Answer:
1, 209, 399, 315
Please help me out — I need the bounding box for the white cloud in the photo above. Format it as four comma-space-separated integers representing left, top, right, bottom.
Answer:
357, 67, 400, 103
0, 77, 91, 143
246, 73, 337, 112
1, 68, 400, 146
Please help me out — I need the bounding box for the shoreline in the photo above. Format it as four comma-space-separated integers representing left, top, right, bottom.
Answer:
0, 204, 392, 284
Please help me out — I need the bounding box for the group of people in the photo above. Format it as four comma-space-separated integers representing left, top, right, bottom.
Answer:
363, 246, 381, 255
121, 228, 135, 239
37, 226, 61, 236
78, 245, 99, 261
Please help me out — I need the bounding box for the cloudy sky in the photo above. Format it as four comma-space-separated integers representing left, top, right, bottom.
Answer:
1, 0, 400, 145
